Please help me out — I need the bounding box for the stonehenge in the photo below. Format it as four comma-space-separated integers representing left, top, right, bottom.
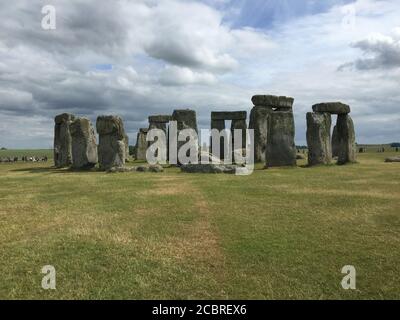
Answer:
249, 95, 296, 167
306, 102, 356, 166
135, 128, 148, 161
51, 95, 357, 171
70, 117, 98, 169
54, 113, 75, 167
96, 115, 127, 170
210, 111, 247, 161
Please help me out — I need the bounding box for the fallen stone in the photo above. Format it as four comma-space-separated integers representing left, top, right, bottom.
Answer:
296, 154, 306, 160
312, 102, 350, 114
136, 164, 164, 172
70, 117, 98, 169
181, 164, 237, 174
385, 157, 400, 162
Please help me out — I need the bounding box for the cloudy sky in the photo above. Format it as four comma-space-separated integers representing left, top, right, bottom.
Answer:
0, 0, 399, 148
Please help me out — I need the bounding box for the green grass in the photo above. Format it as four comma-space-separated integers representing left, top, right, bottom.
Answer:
0, 152, 399, 299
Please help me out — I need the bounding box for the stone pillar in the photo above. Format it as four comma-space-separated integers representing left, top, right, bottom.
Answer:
306, 112, 332, 166
249, 106, 271, 162
123, 134, 129, 162
266, 111, 296, 167
135, 128, 148, 161
172, 109, 198, 163
210, 119, 226, 160
148, 115, 171, 161
336, 114, 356, 165
96, 115, 126, 170
332, 125, 339, 157
231, 119, 247, 150
54, 113, 75, 167
70, 118, 98, 169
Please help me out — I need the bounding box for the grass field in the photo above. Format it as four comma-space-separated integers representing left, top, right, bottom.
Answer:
0, 151, 399, 299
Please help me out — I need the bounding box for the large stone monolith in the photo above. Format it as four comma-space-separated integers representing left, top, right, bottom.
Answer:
249, 106, 271, 162
172, 109, 199, 163
231, 118, 247, 161
135, 128, 148, 161
124, 134, 129, 162
306, 112, 332, 166
332, 125, 339, 157
210, 119, 226, 160
54, 113, 75, 167
96, 115, 126, 170
70, 118, 98, 169
266, 111, 296, 167
336, 114, 356, 165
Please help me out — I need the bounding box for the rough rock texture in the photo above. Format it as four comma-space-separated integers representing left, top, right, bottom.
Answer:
336, 114, 356, 165
211, 111, 247, 121
312, 102, 350, 114
332, 125, 339, 157
172, 109, 199, 162
96, 115, 126, 170
181, 164, 237, 174
124, 134, 129, 162
306, 112, 332, 166
385, 157, 400, 163
249, 106, 271, 162
172, 109, 198, 133
148, 115, 172, 123
266, 111, 296, 167
210, 119, 226, 160
136, 164, 164, 172
251, 95, 294, 110
54, 113, 75, 167
135, 128, 148, 161
70, 118, 98, 169
231, 119, 247, 160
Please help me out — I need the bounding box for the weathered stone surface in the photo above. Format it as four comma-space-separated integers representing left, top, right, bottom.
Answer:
135, 128, 148, 161
296, 154, 306, 160
332, 125, 339, 157
124, 134, 129, 162
336, 114, 356, 165
172, 109, 198, 132
306, 112, 332, 166
211, 111, 247, 121
54, 113, 75, 167
249, 106, 271, 162
148, 115, 172, 123
181, 164, 237, 174
385, 157, 400, 162
231, 119, 247, 161
136, 164, 164, 172
251, 95, 294, 109
96, 115, 126, 170
210, 119, 226, 160
149, 121, 167, 133
266, 111, 296, 167
312, 102, 350, 114
70, 118, 98, 169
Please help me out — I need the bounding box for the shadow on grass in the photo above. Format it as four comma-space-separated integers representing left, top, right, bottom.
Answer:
11, 166, 99, 174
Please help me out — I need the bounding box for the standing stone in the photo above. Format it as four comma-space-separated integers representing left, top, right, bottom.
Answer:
135, 128, 148, 161
70, 118, 98, 169
332, 125, 339, 157
249, 106, 271, 162
306, 112, 332, 166
266, 111, 296, 167
210, 119, 226, 160
124, 134, 130, 162
336, 114, 356, 165
172, 109, 199, 162
54, 113, 75, 167
231, 118, 247, 159
96, 115, 126, 170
